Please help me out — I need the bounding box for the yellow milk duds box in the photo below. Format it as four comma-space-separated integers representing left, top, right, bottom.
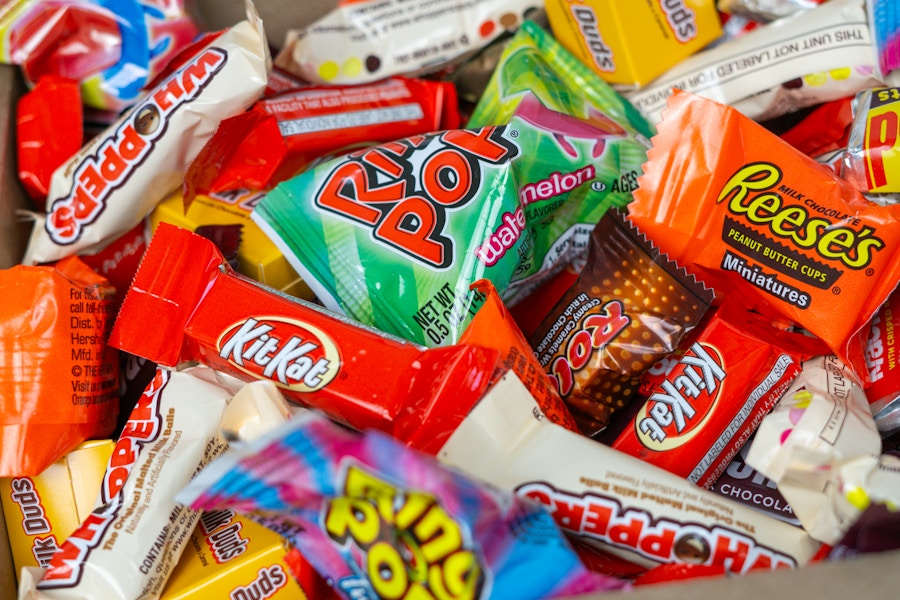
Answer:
545, 0, 722, 88
161, 509, 306, 599
150, 189, 314, 300
0, 440, 114, 574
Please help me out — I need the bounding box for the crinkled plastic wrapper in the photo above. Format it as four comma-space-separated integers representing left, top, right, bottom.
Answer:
177, 410, 627, 599
627, 90, 900, 385
0, 257, 118, 477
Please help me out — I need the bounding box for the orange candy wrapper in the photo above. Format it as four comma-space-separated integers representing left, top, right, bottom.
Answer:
0, 256, 119, 476
628, 91, 900, 384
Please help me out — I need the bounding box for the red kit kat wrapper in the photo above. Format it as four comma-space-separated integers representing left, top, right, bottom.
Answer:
108, 223, 499, 451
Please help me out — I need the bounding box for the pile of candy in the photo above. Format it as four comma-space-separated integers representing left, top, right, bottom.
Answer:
2, 0, 900, 598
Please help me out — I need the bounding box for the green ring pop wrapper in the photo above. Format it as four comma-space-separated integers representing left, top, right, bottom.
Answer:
253, 22, 653, 348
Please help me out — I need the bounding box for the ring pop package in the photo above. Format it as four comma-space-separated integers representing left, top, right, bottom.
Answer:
627, 90, 900, 385
21, 7, 269, 265
176, 410, 628, 600
0, 0, 200, 111
254, 24, 653, 348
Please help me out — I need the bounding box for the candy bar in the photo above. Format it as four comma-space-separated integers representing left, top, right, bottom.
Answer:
529, 208, 714, 436
607, 301, 826, 488
21, 9, 268, 265
440, 372, 821, 573
109, 223, 499, 451
20, 366, 231, 599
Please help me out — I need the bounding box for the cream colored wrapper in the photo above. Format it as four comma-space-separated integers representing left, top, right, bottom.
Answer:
18, 367, 232, 600
22, 4, 269, 265
746, 355, 883, 544
439, 372, 820, 573
625, 0, 880, 124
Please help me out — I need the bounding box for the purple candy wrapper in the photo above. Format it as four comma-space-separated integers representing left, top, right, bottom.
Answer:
177, 411, 627, 599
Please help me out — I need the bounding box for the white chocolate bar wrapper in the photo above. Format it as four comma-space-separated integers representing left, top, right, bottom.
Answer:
746, 355, 883, 544
22, 5, 269, 265
439, 372, 820, 573
219, 379, 300, 443
18, 366, 231, 600
625, 0, 881, 125
274, 0, 541, 85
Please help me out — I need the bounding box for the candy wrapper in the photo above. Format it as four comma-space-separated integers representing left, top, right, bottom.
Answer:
18, 366, 232, 600
627, 90, 900, 386
466, 20, 653, 143
185, 76, 461, 197
626, 0, 883, 125
176, 409, 627, 600
440, 372, 821, 573
15, 75, 83, 206
0, 256, 118, 477
0, 0, 200, 111
529, 208, 715, 437
863, 285, 900, 435
745, 355, 884, 544
254, 80, 650, 348
840, 86, 900, 195
109, 223, 500, 452
607, 301, 827, 488
21, 7, 269, 265
273, 0, 542, 85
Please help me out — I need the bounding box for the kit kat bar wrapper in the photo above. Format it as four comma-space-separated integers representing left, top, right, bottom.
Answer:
109, 223, 500, 447
439, 372, 821, 574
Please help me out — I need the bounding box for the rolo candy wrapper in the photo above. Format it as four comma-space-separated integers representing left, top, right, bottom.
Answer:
176, 409, 628, 600
627, 90, 900, 386
0, 256, 119, 477
529, 208, 715, 437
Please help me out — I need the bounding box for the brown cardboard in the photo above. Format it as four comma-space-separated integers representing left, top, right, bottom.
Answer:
0, 64, 32, 269
0, 2, 899, 598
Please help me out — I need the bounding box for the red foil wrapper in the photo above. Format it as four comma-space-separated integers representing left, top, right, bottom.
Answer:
108, 223, 500, 453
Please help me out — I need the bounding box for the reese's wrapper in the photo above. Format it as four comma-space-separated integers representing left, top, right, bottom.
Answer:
0, 256, 118, 477
108, 223, 500, 452
529, 208, 714, 437
627, 90, 900, 385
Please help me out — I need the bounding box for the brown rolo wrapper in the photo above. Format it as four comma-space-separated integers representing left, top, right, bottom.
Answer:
529, 208, 715, 437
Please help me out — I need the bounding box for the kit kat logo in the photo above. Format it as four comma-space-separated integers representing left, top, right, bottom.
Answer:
314, 126, 518, 269
45, 47, 228, 245
217, 317, 340, 392
636, 342, 725, 450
